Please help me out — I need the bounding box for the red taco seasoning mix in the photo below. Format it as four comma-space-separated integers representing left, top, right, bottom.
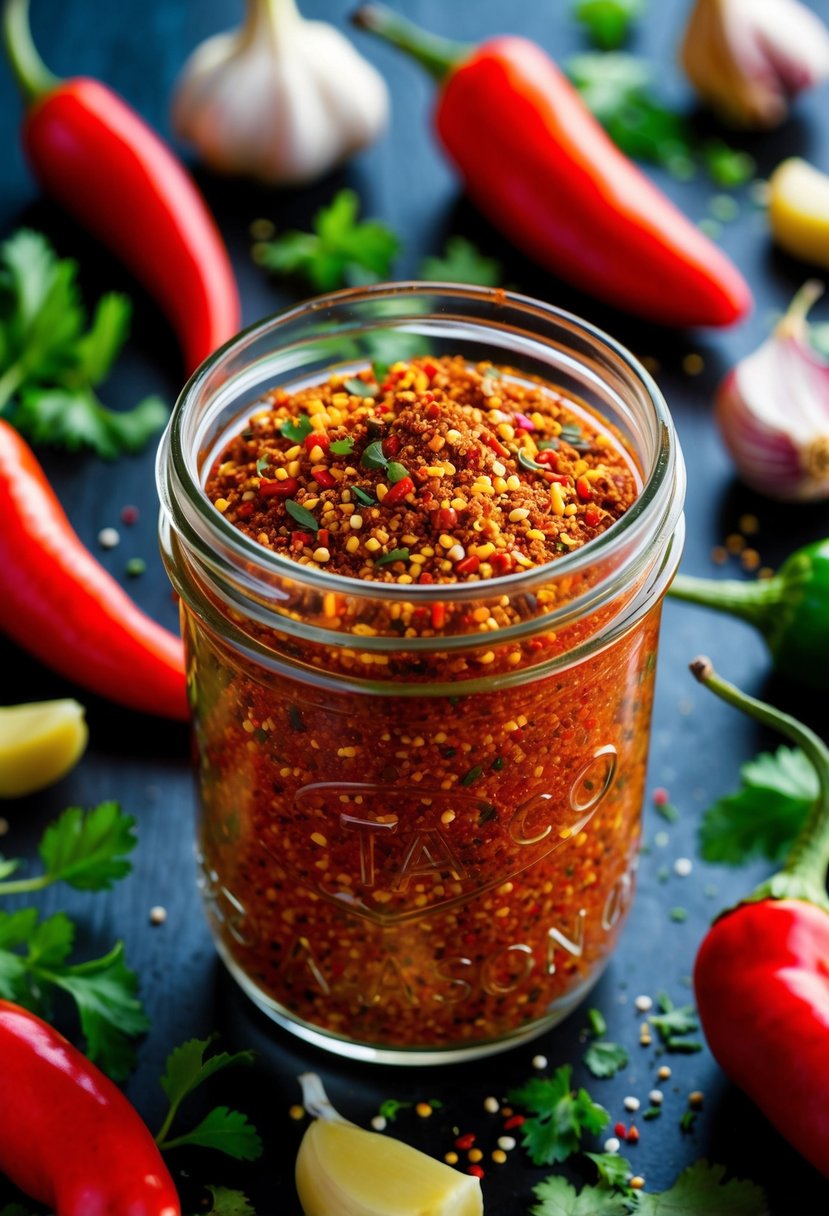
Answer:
158, 286, 685, 1062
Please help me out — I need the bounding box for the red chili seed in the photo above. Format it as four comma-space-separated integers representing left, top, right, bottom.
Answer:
576, 475, 592, 501
382, 435, 401, 458
491, 552, 514, 576
235, 502, 254, 519
312, 468, 336, 488
503, 1115, 525, 1130
627, 1126, 640, 1144
535, 449, 559, 468
431, 507, 458, 531
454, 554, 480, 575
468, 1166, 485, 1179
614, 1122, 627, 1139
653, 787, 669, 806
584, 506, 601, 527
260, 477, 298, 498
455, 1133, 476, 1150
383, 476, 415, 507
291, 531, 311, 549
304, 431, 329, 452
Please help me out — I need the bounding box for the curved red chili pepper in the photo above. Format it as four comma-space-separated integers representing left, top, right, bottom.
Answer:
0, 420, 188, 719
354, 6, 752, 329
690, 658, 829, 1178
3, 0, 240, 374
0, 1000, 180, 1216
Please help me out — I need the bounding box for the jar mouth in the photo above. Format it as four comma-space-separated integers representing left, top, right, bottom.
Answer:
158, 282, 685, 642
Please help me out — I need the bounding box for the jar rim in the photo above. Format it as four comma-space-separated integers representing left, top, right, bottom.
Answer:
159, 282, 683, 615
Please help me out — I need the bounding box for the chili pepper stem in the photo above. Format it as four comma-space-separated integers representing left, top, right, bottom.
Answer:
691, 657, 829, 911
0, 362, 25, 413
670, 560, 810, 649
3, 0, 59, 104
351, 3, 470, 82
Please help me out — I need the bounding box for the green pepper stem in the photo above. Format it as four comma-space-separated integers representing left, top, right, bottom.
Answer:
351, 3, 470, 83
3, 0, 59, 104
0, 873, 49, 896
691, 657, 829, 911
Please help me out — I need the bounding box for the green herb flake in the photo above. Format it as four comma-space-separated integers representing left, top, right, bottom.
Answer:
643, 1105, 662, 1120
669, 906, 688, 923
285, 499, 319, 532
279, 414, 313, 444
559, 421, 589, 449
655, 800, 680, 823
330, 437, 355, 456
351, 485, 376, 507
508, 1065, 609, 1166
573, 0, 644, 50
702, 141, 757, 188
202, 1186, 257, 1216
680, 1110, 698, 1133
344, 377, 377, 398
378, 1098, 412, 1122
255, 455, 270, 475
650, 995, 698, 1041
584, 1040, 629, 1078
460, 764, 483, 787
288, 705, 307, 732
125, 557, 146, 578
518, 451, 545, 473
492, 756, 505, 772
361, 439, 389, 471
418, 236, 502, 287
375, 547, 410, 566
586, 1008, 607, 1039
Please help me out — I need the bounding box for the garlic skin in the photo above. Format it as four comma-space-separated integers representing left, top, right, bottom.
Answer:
295, 1073, 483, 1216
172, 0, 389, 186
680, 0, 829, 129
716, 283, 829, 501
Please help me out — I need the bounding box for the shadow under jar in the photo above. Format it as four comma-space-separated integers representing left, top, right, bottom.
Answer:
157, 284, 685, 1064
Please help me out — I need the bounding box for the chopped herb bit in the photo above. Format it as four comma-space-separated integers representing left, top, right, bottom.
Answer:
288, 705, 307, 732
666, 1038, 703, 1053
657, 865, 670, 883
375, 547, 409, 566
559, 421, 589, 449
386, 461, 409, 484
418, 236, 502, 287
428, 1098, 444, 1109
584, 1040, 629, 1078
491, 756, 505, 771
351, 485, 376, 507
650, 997, 698, 1042
702, 140, 756, 188
680, 1110, 698, 1133
643, 1105, 662, 1120
329, 437, 355, 456
124, 557, 146, 578
460, 764, 483, 787
573, 0, 644, 49
285, 499, 319, 532
507, 1065, 609, 1166
655, 799, 680, 823
280, 415, 313, 444
584, 1150, 635, 1191
255, 455, 270, 475
360, 439, 389, 470
586, 1008, 607, 1039
378, 1098, 411, 1122
669, 906, 688, 922
478, 803, 498, 826
344, 377, 377, 398
537, 438, 559, 450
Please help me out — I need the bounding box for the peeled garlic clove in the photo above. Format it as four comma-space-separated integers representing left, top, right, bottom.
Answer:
172, 0, 389, 186
681, 0, 829, 129
0, 699, 88, 799
295, 1074, 483, 1216
769, 158, 829, 272
716, 282, 829, 501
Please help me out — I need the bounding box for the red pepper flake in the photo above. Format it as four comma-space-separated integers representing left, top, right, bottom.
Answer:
576, 475, 592, 501
260, 477, 298, 499
454, 554, 480, 576
312, 468, 336, 489
491, 552, 514, 576
535, 449, 559, 468
467, 1165, 485, 1180
584, 506, 601, 528
291, 531, 311, 549
485, 432, 510, 457
653, 787, 669, 807
614, 1122, 628, 1139
417, 570, 434, 584
627, 1126, 640, 1144
382, 435, 401, 458
503, 1114, 525, 1130
120, 504, 139, 525
235, 502, 255, 519
431, 507, 458, 531
304, 431, 329, 452
318, 529, 331, 548
383, 476, 415, 507
423, 361, 439, 378
431, 602, 446, 630
455, 1133, 476, 1150
426, 401, 441, 420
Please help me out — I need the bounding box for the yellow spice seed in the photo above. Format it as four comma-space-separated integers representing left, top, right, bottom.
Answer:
289, 1104, 305, 1121
711, 546, 728, 565
630, 1177, 645, 1191
444, 1152, 459, 1165
741, 548, 761, 571
682, 353, 704, 376
337, 746, 357, 758
468, 1149, 483, 1164
491, 1150, 507, 1165
310, 832, 327, 847
527, 528, 546, 541
550, 483, 566, 516
739, 513, 759, 535
688, 1091, 704, 1109
726, 533, 745, 555
365, 538, 381, 553
415, 1102, 433, 1118
758, 566, 775, 580
313, 547, 331, 563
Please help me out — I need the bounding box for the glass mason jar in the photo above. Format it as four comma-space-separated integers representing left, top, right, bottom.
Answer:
157, 284, 685, 1064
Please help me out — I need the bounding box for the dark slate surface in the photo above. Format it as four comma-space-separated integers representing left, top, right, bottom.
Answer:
1, 1, 829, 1212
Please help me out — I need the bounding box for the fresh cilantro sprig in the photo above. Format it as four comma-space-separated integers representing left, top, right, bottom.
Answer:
0, 908, 148, 1080
155, 1037, 262, 1161
0, 801, 137, 895
531, 1173, 629, 1215
507, 1065, 609, 1166
530, 1160, 767, 1215
573, 0, 644, 49
583, 1040, 629, 1078
197, 1188, 257, 1216
378, 1097, 412, 1122
252, 190, 400, 291
699, 746, 814, 866
585, 1152, 635, 1191
419, 237, 502, 287
0, 230, 167, 458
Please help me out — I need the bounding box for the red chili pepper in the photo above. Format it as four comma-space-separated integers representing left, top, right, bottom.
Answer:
0, 420, 187, 719
491, 552, 514, 576
354, 6, 752, 328
260, 477, 299, 498
535, 449, 559, 468
575, 475, 592, 501
382, 434, 402, 458
455, 554, 480, 575
291, 530, 312, 549
0, 1000, 180, 1216
485, 432, 510, 458
305, 431, 330, 452
690, 658, 829, 1178
383, 475, 415, 506
312, 468, 337, 489
4, 0, 239, 373
431, 506, 459, 531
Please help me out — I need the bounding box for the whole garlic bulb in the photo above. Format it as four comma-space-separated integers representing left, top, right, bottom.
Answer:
172, 0, 389, 186
717, 282, 829, 501
680, 0, 829, 129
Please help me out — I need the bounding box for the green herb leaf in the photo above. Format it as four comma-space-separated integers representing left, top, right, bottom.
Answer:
634, 1160, 767, 1215
460, 764, 483, 787
375, 547, 410, 566
508, 1066, 609, 1166
643, 1104, 662, 1120
285, 499, 319, 532
669, 906, 688, 923
38, 802, 137, 891
699, 746, 814, 866
584, 1151, 634, 1190
655, 800, 680, 823
584, 1041, 629, 1078
419, 236, 502, 287
586, 1008, 607, 1038
0, 231, 167, 457
649, 996, 699, 1044
330, 437, 356, 456
386, 461, 409, 484
680, 1110, 698, 1133
351, 485, 376, 506
519, 451, 546, 472
559, 421, 590, 450
255, 455, 270, 475
530, 1174, 629, 1216
378, 1098, 412, 1122
701, 141, 756, 188
360, 439, 389, 470
165, 1106, 262, 1160
156, 1037, 260, 1159
344, 377, 377, 398
160, 1037, 256, 1110
573, 0, 644, 49
201, 1187, 257, 1216
280, 414, 313, 444
253, 190, 400, 291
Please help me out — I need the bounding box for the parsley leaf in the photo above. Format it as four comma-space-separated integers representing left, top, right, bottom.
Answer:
38, 801, 137, 891
0, 230, 167, 458
419, 237, 502, 287
699, 746, 814, 866
375, 547, 410, 566
584, 1041, 629, 1078
280, 414, 313, 443
351, 485, 376, 506
252, 190, 400, 291
508, 1066, 609, 1166
584, 1151, 634, 1190
530, 1175, 629, 1216
573, 0, 644, 49
156, 1036, 262, 1161
330, 436, 356, 455
634, 1160, 768, 1215
200, 1188, 257, 1216
360, 439, 389, 471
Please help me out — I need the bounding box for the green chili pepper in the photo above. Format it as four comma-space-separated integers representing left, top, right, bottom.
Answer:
668, 538, 829, 689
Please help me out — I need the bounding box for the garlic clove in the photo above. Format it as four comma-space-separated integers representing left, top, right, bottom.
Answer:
680, 0, 829, 129
0, 698, 88, 799
716, 282, 829, 501
172, 0, 389, 187
769, 159, 829, 273
294, 1074, 483, 1216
